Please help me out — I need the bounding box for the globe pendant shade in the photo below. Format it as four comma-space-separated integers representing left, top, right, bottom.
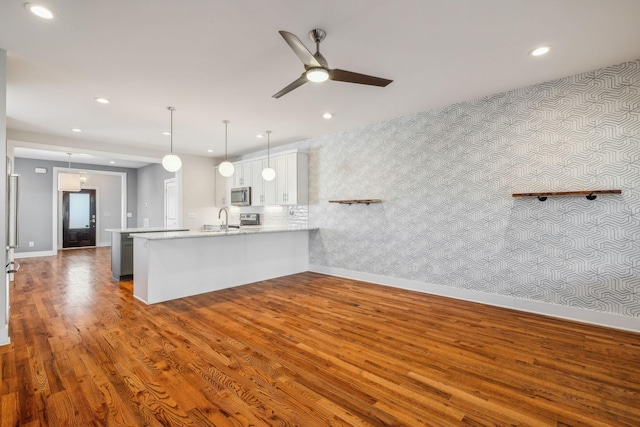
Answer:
262, 167, 276, 181
162, 154, 182, 172
219, 161, 235, 177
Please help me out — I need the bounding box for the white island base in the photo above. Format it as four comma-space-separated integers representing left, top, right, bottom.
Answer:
133, 229, 310, 304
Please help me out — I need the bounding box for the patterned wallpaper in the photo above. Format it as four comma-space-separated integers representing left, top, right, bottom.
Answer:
276, 60, 639, 319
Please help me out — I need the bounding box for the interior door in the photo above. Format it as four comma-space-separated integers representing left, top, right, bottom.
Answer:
62, 189, 96, 248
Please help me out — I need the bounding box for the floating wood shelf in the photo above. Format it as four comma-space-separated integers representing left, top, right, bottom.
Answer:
329, 199, 382, 205
512, 190, 621, 201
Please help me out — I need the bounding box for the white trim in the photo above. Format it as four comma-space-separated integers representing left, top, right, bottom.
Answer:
308, 264, 640, 333
14, 250, 56, 259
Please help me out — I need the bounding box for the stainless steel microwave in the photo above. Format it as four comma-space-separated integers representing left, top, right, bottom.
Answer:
230, 187, 251, 206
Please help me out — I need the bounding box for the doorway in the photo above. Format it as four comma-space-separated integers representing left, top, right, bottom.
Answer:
62, 189, 96, 248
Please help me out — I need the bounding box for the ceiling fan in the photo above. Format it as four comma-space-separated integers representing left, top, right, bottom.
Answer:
273, 29, 393, 98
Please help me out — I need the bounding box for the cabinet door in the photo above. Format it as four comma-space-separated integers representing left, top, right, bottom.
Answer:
230, 162, 246, 188
275, 155, 288, 204
263, 158, 277, 205
284, 153, 298, 205
250, 160, 264, 206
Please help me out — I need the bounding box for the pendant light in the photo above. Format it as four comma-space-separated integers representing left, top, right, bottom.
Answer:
218, 120, 235, 177
58, 153, 81, 192
162, 107, 182, 172
261, 130, 276, 181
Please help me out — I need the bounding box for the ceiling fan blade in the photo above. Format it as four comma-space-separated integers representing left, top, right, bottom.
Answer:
272, 74, 308, 98
329, 69, 393, 87
279, 31, 322, 68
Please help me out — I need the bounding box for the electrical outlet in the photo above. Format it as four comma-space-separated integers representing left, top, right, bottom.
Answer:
28, 241, 35, 247
333, 253, 338, 261
413, 263, 419, 272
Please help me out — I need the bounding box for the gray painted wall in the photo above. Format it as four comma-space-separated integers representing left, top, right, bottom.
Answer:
265, 60, 640, 321
137, 163, 175, 228
13, 158, 138, 253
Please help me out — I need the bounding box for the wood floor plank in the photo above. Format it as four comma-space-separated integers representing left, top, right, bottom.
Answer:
2, 247, 640, 426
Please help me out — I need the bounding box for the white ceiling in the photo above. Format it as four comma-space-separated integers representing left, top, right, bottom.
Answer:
2, 0, 640, 164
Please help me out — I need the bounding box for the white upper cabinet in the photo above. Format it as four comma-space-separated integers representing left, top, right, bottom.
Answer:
232, 162, 252, 188
224, 150, 308, 206
274, 152, 308, 205
250, 160, 264, 206
250, 159, 278, 206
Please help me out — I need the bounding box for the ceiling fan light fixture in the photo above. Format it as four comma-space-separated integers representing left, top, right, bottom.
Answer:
306, 67, 329, 83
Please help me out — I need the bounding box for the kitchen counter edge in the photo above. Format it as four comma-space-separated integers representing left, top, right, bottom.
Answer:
131, 227, 318, 241
106, 227, 190, 233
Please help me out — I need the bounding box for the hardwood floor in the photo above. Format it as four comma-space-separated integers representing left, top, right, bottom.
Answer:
2, 247, 639, 426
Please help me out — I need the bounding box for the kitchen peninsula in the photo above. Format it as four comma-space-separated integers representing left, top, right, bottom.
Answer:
107, 227, 190, 281
132, 227, 314, 304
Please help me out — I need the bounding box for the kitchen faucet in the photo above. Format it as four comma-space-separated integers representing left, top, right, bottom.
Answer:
218, 207, 229, 230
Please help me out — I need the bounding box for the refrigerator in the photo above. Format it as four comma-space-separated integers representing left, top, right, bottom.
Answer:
5, 156, 19, 333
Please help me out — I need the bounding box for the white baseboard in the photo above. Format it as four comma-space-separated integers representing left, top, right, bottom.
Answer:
309, 265, 640, 333
14, 250, 56, 259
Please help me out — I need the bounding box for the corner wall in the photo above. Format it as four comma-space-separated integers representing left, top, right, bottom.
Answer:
293, 60, 640, 330
137, 163, 175, 228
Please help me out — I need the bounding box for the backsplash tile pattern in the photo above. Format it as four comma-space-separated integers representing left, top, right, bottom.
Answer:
288, 60, 639, 318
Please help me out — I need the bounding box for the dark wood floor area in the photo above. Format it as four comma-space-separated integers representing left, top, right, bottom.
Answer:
2, 247, 639, 426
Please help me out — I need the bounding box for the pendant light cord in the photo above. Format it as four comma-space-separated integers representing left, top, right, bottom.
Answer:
67, 153, 72, 172
168, 107, 175, 154
266, 130, 272, 167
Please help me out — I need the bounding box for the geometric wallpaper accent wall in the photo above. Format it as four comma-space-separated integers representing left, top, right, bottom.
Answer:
286, 60, 639, 319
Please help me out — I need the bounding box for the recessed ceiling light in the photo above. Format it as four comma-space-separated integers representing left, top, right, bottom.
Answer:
109, 161, 116, 164
323, 112, 333, 119
162, 131, 171, 136
256, 134, 264, 138
71, 128, 82, 132
207, 149, 214, 153
25, 3, 55, 20
94, 97, 110, 104
529, 46, 551, 57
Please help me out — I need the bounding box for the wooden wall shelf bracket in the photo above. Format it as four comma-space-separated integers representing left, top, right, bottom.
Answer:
512, 190, 621, 202
328, 199, 382, 206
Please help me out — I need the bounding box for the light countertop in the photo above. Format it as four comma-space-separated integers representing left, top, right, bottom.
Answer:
131, 227, 317, 241
106, 227, 190, 233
